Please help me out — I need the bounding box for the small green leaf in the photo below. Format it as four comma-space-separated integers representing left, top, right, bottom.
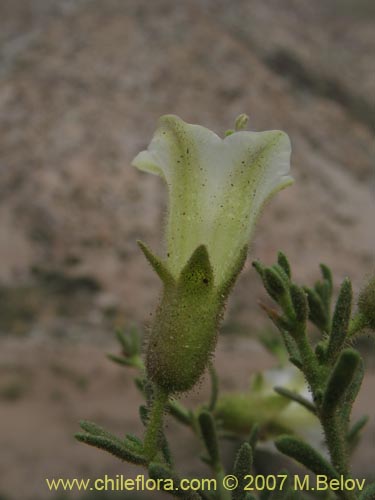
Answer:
264, 267, 288, 303
322, 349, 361, 417
232, 442, 253, 500
252, 260, 265, 277
128, 325, 142, 355
342, 356, 364, 424
79, 420, 126, 447
167, 399, 192, 426
303, 286, 328, 332
259, 303, 292, 334
106, 353, 143, 369
320, 264, 333, 294
275, 435, 339, 479
125, 433, 143, 447
327, 278, 352, 363
160, 431, 173, 467
75, 433, 147, 465
277, 251, 291, 279
248, 423, 259, 450
347, 415, 369, 448
314, 263, 333, 316
115, 328, 132, 353
274, 387, 316, 415
290, 284, 308, 324
198, 411, 220, 466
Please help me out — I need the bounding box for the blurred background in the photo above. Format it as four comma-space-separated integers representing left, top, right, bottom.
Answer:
0, 0, 374, 499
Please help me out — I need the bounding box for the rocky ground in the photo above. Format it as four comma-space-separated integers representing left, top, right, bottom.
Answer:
0, 1, 374, 499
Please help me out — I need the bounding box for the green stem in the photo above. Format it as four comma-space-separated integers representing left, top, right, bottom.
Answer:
293, 328, 357, 499
143, 386, 169, 462
322, 415, 348, 477
322, 415, 357, 500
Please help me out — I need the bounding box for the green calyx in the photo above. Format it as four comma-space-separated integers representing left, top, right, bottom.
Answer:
139, 242, 247, 393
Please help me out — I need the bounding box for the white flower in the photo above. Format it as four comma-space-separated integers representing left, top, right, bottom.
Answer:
132, 115, 292, 287
132, 115, 293, 393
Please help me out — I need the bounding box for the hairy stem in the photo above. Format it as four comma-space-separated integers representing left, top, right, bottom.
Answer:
143, 386, 169, 462
320, 412, 360, 500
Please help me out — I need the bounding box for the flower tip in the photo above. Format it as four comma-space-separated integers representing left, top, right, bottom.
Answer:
235, 113, 249, 131
137, 240, 174, 285
179, 244, 214, 290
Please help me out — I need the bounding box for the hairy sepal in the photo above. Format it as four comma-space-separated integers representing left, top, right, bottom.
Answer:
146, 245, 227, 393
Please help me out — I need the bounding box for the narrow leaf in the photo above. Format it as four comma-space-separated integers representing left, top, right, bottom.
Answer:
277, 251, 291, 279
248, 423, 259, 450
198, 411, 220, 466
75, 433, 147, 465
107, 353, 143, 369
125, 433, 143, 447
303, 286, 328, 332
232, 442, 253, 500
167, 399, 192, 426
275, 435, 339, 479
347, 415, 369, 447
115, 328, 132, 353
290, 284, 308, 324
161, 431, 173, 467
320, 264, 333, 295
342, 356, 365, 424
327, 278, 352, 362
264, 267, 288, 302
274, 387, 316, 415
322, 349, 361, 417
129, 325, 142, 354
79, 421, 123, 445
